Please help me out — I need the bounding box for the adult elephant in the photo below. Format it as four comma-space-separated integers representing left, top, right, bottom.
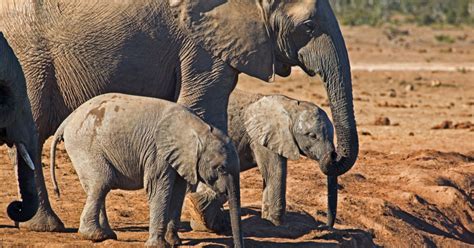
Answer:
0, 33, 39, 223
0, 0, 358, 232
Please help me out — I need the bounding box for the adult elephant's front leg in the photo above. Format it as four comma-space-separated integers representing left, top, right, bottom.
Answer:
177, 44, 238, 233
20, 140, 65, 232
252, 144, 288, 226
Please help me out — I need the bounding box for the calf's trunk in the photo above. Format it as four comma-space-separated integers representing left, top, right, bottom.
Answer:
227, 173, 244, 248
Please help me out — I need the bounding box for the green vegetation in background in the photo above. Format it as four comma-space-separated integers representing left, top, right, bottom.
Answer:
330, 0, 474, 26
434, 34, 455, 44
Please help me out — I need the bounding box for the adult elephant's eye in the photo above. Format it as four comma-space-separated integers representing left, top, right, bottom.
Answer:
303, 20, 317, 32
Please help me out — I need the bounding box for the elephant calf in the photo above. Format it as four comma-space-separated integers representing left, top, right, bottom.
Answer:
49, 93, 243, 247
189, 89, 337, 231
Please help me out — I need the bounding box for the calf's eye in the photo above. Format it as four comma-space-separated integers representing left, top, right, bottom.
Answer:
217, 166, 227, 175
307, 132, 317, 139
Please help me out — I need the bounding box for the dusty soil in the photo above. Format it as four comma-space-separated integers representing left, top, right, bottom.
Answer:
1, 25, 473, 247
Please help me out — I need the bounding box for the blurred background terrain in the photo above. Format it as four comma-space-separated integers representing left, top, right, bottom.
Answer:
330, 0, 474, 26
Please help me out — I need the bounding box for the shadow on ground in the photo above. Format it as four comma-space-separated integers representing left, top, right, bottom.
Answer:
183, 206, 376, 247
240, 207, 323, 238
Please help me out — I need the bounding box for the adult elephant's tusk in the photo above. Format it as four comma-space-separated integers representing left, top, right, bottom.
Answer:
17, 143, 35, 171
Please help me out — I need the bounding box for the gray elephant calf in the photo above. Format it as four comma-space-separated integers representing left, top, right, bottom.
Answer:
49, 93, 243, 247
190, 89, 337, 231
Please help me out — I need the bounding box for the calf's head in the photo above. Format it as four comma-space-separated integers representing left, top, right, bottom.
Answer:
157, 110, 243, 247
244, 95, 336, 171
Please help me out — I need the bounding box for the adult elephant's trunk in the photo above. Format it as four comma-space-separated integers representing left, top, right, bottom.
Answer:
7, 143, 39, 222
227, 173, 244, 248
297, 1, 357, 228
326, 176, 338, 227
320, 151, 339, 227
299, 1, 358, 177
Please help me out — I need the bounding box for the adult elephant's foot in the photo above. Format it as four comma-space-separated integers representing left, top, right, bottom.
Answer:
79, 225, 117, 242
20, 207, 65, 232
187, 192, 230, 233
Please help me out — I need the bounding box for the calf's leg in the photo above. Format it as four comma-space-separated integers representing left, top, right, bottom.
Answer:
253, 144, 288, 226
145, 170, 175, 247
166, 176, 187, 246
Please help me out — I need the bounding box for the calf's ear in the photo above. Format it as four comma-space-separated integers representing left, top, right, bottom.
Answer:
156, 114, 201, 185
244, 96, 300, 160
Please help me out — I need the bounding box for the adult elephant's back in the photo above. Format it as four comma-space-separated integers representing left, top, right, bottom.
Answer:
1, 0, 181, 140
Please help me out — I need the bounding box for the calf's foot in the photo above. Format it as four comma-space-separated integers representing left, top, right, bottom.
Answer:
145, 237, 169, 248
79, 225, 117, 242
99, 219, 116, 239
165, 229, 181, 247
262, 209, 283, 226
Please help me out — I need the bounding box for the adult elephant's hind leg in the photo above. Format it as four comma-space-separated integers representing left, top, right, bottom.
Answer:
20, 140, 65, 232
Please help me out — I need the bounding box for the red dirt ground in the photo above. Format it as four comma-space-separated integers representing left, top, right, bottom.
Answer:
1, 25, 473, 247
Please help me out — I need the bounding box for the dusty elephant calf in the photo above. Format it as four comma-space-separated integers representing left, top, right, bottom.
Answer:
49, 93, 243, 247
189, 89, 338, 231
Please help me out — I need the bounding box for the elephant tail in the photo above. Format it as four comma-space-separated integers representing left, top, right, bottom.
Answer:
50, 117, 69, 198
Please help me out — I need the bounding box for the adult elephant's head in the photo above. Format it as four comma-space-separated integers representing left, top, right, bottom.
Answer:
172, 0, 358, 176
0, 32, 39, 222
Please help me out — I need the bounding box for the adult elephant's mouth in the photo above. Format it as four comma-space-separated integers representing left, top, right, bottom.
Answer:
0, 128, 12, 147
298, 62, 317, 77
275, 61, 292, 77
274, 60, 317, 78
296, 56, 317, 77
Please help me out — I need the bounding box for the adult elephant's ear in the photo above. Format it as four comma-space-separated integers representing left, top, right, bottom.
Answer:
244, 96, 300, 160
171, 0, 274, 81
156, 111, 202, 185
